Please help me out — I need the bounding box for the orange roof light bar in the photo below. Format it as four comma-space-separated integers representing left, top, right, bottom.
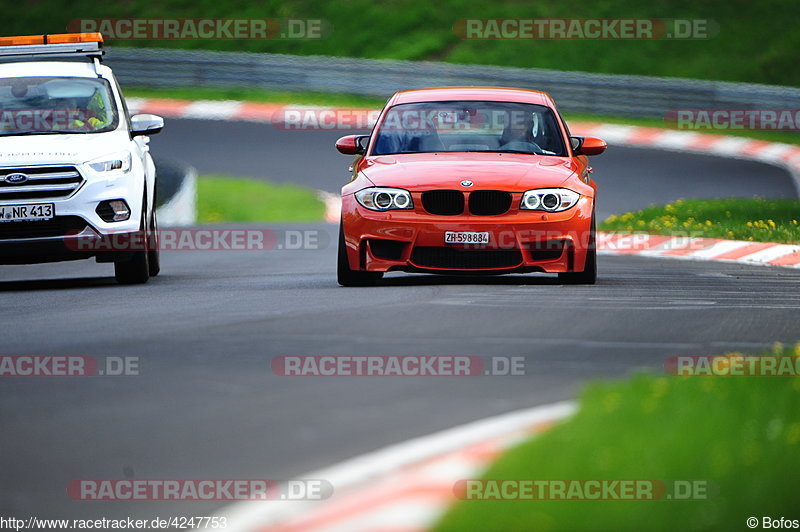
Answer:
0, 33, 103, 47
0, 35, 45, 46
46, 33, 104, 44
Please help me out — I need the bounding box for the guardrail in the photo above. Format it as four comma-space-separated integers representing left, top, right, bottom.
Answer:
106, 47, 800, 119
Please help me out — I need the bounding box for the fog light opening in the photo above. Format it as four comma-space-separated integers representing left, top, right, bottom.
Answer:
96, 199, 131, 222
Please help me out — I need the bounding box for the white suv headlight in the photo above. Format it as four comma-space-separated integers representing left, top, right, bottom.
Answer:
86, 152, 132, 175
355, 187, 414, 211
520, 188, 580, 212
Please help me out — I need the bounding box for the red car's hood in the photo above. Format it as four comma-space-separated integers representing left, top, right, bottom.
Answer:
360, 153, 578, 192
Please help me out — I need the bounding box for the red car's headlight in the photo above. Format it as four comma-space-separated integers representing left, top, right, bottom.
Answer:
355, 187, 414, 211
520, 188, 580, 212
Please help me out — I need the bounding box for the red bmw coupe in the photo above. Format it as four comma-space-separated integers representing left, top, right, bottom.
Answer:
335, 87, 607, 286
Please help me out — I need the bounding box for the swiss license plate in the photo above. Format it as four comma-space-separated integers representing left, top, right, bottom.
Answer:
0, 203, 54, 222
444, 231, 490, 244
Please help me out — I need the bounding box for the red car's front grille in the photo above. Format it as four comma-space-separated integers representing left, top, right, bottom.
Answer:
421, 190, 464, 215
468, 190, 512, 215
411, 246, 523, 269
421, 190, 512, 216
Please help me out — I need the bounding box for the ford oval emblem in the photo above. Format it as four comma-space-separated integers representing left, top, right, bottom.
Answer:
460, 180, 474, 187
4, 173, 28, 184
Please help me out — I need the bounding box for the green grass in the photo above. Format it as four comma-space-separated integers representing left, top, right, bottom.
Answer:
435, 345, 800, 532
599, 198, 800, 244
8, 0, 800, 86
197, 176, 325, 223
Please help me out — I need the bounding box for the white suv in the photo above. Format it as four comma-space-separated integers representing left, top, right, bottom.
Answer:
0, 34, 164, 284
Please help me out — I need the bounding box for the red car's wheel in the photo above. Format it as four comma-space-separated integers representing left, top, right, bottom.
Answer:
337, 222, 383, 287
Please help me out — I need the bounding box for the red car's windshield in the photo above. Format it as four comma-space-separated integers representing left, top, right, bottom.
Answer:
371, 100, 567, 156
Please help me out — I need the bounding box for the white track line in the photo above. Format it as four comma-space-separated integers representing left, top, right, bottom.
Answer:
738, 244, 800, 264
182, 100, 244, 120
687, 239, 752, 259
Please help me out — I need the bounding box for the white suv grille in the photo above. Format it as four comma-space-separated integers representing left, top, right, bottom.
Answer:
0, 166, 83, 201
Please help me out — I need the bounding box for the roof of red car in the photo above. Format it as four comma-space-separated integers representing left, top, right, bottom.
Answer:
389, 87, 554, 107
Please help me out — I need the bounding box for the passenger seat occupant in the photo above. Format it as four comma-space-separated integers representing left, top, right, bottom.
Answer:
85, 88, 110, 129
54, 91, 108, 131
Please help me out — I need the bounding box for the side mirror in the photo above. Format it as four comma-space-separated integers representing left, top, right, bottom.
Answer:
131, 114, 164, 136
570, 136, 607, 156
336, 135, 368, 155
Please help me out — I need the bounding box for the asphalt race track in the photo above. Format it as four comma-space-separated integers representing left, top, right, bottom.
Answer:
1, 118, 799, 521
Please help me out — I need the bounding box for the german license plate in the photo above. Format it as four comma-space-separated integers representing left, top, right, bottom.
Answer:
0, 203, 54, 222
444, 231, 490, 244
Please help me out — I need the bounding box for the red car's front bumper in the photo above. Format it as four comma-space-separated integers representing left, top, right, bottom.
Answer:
341, 194, 594, 274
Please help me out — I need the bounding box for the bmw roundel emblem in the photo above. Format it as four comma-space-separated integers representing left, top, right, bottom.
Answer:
460, 180, 474, 187
4, 173, 28, 184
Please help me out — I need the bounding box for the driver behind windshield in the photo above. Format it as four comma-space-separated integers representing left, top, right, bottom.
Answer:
84, 88, 111, 129
499, 112, 537, 153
